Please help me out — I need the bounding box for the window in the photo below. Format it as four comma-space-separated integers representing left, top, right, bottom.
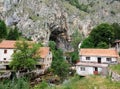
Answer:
86, 57, 90, 60
4, 58, 6, 60
106, 58, 111, 61
14, 50, 16, 53
80, 67, 85, 71
4, 49, 7, 54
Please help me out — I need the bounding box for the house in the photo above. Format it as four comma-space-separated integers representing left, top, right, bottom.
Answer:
0, 40, 52, 70
36, 47, 52, 70
76, 49, 119, 76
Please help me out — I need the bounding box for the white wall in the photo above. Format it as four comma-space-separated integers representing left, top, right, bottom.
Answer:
38, 51, 52, 69
76, 66, 102, 76
80, 56, 117, 64
43, 51, 52, 69
0, 49, 14, 63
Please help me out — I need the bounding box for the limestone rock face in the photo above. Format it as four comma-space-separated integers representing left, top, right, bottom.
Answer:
0, 0, 120, 51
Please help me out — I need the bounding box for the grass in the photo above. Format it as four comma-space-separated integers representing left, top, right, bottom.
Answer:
35, 75, 120, 89
109, 64, 120, 74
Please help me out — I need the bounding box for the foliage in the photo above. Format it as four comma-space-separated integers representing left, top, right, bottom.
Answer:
51, 49, 70, 81
7, 26, 20, 40
97, 42, 109, 48
70, 51, 79, 63
80, 36, 94, 48
71, 29, 82, 50
0, 20, 7, 39
34, 80, 48, 89
49, 41, 69, 81
110, 64, 120, 75
70, 30, 82, 63
40, 75, 120, 89
68, 0, 88, 12
0, 78, 29, 89
49, 41, 56, 51
10, 41, 40, 71
81, 23, 114, 48
112, 23, 120, 40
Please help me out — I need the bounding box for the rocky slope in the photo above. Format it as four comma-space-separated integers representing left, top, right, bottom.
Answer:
0, 0, 120, 51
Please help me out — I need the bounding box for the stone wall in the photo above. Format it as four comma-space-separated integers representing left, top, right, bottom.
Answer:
109, 69, 120, 81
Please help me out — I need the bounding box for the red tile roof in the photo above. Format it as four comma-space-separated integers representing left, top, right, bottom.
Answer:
0, 40, 33, 49
0, 40, 16, 49
0, 40, 51, 58
38, 47, 50, 58
80, 48, 119, 58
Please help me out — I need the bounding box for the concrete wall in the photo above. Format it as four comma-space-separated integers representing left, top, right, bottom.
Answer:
80, 56, 117, 64
0, 49, 14, 64
43, 51, 52, 69
38, 51, 52, 69
76, 66, 102, 76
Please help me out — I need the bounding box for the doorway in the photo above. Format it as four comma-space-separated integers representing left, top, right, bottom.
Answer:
98, 57, 101, 63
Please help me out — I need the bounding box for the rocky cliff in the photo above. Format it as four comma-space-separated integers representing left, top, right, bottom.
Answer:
0, 0, 120, 51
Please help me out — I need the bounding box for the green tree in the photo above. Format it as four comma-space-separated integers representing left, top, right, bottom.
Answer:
112, 23, 120, 40
81, 23, 114, 48
49, 41, 69, 81
97, 42, 109, 48
81, 36, 94, 48
49, 41, 56, 51
70, 51, 79, 63
7, 27, 19, 40
0, 20, 7, 39
90, 23, 114, 47
10, 41, 40, 71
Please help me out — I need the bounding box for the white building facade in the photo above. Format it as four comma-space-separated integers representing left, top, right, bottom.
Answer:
0, 40, 52, 70
76, 49, 119, 76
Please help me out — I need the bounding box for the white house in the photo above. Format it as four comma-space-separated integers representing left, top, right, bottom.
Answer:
76, 49, 119, 76
36, 47, 52, 70
0, 40, 52, 70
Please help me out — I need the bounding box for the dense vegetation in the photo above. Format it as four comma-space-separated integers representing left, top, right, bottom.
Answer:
70, 29, 82, 63
0, 20, 7, 39
110, 64, 120, 75
7, 26, 20, 40
0, 78, 29, 89
49, 41, 70, 81
81, 23, 120, 48
10, 41, 40, 71
0, 20, 21, 40
34, 75, 120, 89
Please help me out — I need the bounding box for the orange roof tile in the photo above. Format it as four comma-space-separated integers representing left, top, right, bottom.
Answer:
80, 48, 119, 58
0, 40, 34, 49
39, 47, 50, 58
0, 40, 51, 58
0, 40, 16, 49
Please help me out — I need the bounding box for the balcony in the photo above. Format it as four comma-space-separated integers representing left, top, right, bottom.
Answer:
0, 61, 10, 65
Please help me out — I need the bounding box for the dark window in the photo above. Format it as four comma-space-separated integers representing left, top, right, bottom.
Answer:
95, 67, 98, 71
4, 58, 6, 60
86, 57, 90, 60
98, 57, 101, 63
4, 50, 7, 54
81, 67, 85, 71
106, 58, 111, 61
